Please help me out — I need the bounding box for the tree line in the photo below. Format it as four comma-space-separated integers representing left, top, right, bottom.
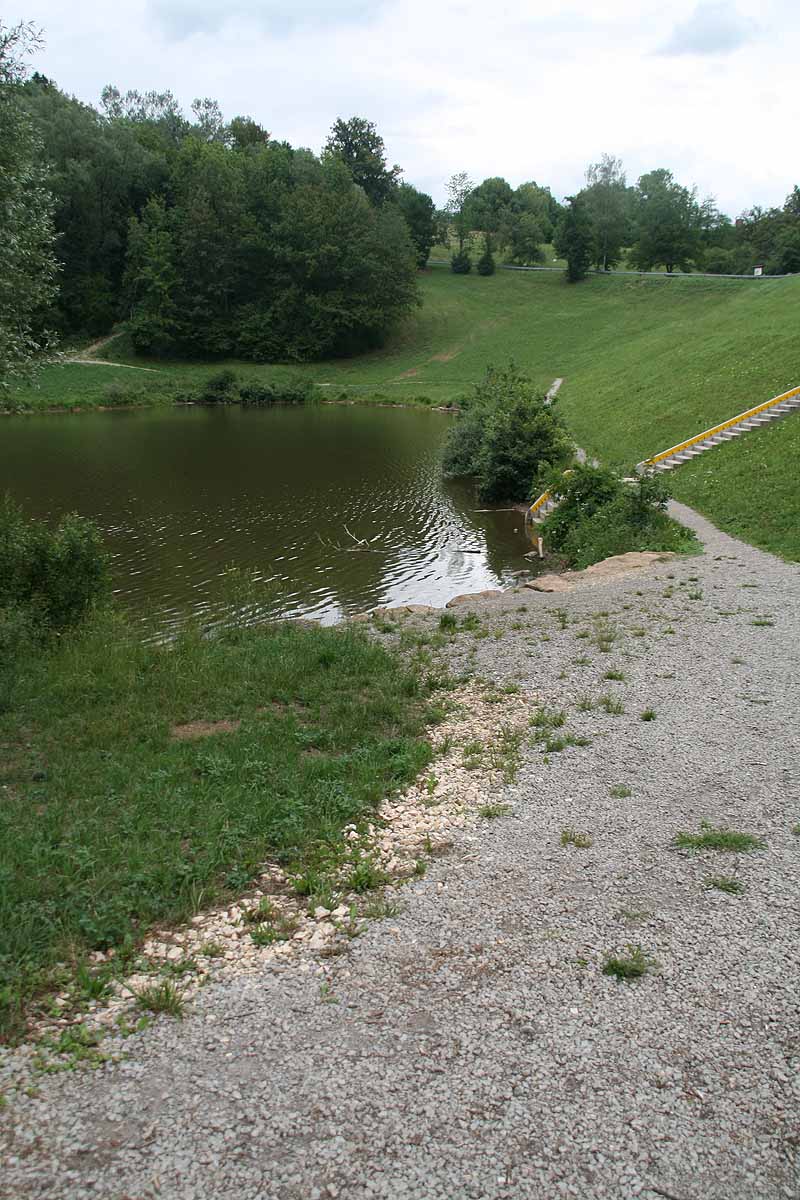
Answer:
443, 155, 800, 281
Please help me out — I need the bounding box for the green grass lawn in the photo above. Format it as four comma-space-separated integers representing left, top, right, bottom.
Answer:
8, 267, 799, 556
0, 614, 435, 1040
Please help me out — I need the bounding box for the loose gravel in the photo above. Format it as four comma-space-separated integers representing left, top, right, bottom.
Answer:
2, 502, 799, 1200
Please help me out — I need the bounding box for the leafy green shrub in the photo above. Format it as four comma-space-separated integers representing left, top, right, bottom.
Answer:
442, 364, 573, 502
450, 250, 472, 274
0, 496, 110, 631
477, 235, 496, 276
239, 376, 315, 406
539, 465, 697, 569
198, 370, 240, 405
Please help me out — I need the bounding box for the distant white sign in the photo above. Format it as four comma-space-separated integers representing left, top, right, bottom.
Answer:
754, 266, 764, 276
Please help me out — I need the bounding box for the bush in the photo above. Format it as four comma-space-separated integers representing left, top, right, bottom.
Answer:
539, 465, 698, 568
238, 376, 315, 406
0, 496, 110, 631
198, 370, 240, 405
477, 236, 496, 276
442, 364, 573, 503
450, 250, 472, 274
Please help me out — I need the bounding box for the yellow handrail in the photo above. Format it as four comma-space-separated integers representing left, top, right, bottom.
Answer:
638, 383, 800, 470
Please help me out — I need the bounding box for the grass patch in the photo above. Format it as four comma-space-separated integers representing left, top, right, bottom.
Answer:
610, 784, 632, 798
603, 669, 626, 681
602, 945, 651, 981
640, 708, 657, 721
599, 694, 625, 715
560, 828, 593, 848
0, 614, 431, 1041
703, 876, 744, 895
673, 823, 765, 853
478, 803, 511, 819
134, 980, 185, 1018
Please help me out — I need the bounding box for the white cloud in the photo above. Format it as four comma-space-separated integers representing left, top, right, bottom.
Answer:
13, 0, 800, 215
659, 2, 757, 56
148, 0, 387, 40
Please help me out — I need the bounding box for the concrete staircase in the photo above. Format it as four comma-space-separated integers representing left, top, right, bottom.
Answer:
525, 384, 800, 527
635, 385, 800, 475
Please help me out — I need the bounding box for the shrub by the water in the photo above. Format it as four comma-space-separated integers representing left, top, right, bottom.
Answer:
0, 496, 110, 631
539, 464, 698, 568
450, 250, 472, 274
442, 364, 573, 502
197, 369, 240, 405
238, 376, 315, 406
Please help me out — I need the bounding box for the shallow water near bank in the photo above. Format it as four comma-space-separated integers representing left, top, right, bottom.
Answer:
2, 404, 537, 632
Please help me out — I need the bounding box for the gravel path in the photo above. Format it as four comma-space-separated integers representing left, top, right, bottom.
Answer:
2, 506, 799, 1200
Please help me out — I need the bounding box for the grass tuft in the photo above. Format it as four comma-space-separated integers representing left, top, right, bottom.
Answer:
673, 823, 765, 853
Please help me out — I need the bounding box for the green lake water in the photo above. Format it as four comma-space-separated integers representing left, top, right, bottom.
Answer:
1, 404, 537, 632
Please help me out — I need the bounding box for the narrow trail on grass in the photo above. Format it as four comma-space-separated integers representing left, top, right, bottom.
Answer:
66, 334, 160, 372
2, 520, 799, 1199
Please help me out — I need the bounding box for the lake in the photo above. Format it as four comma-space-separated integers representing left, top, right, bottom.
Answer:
1, 403, 537, 632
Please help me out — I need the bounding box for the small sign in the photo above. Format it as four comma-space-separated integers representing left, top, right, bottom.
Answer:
754, 265, 764, 276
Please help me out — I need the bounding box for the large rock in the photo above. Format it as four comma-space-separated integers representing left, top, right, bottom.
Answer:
580, 551, 675, 578
446, 590, 505, 608
526, 551, 676, 594
524, 575, 573, 593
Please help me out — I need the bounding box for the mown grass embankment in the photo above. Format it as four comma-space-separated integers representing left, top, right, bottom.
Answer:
7, 268, 799, 556
0, 614, 437, 1041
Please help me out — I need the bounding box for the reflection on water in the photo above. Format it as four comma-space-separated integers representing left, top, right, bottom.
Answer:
1, 404, 537, 632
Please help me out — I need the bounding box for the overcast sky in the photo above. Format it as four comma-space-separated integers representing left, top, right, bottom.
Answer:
12, 0, 800, 215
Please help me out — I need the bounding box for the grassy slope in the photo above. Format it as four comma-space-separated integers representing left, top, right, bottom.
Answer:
9, 268, 799, 556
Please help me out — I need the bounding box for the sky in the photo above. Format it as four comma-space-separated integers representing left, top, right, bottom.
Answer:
11, 0, 800, 216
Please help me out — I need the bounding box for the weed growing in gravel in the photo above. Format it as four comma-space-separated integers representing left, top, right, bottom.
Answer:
489, 725, 523, 780
602, 945, 651, 981
554, 609, 569, 630
704, 876, 744, 895
600, 694, 625, 715
462, 739, 484, 769
135, 980, 185, 1018
793, 824, 800, 837
575, 629, 590, 639
603, 669, 625, 681
640, 708, 657, 721
610, 784, 632, 798
345, 856, 388, 893
576, 695, 595, 711
574, 656, 591, 666
530, 707, 566, 730
439, 613, 457, 633
249, 909, 298, 946
731, 656, 746, 665
199, 941, 224, 958
673, 823, 765, 853
688, 590, 703, 600
36, 1024, 110, 1073
561, 828, 593, 848
751, 618, 775, 627
361, 897, 401, 919
74, 961, 112, 1003
478, 803, 511, 819
592, 619, 618, 652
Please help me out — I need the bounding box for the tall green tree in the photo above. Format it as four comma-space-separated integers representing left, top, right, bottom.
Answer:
0, 22, 58, 386
323, 116, 400, 205
629, 169, 702, 273
21, 76, 168, 334
554, 194, 593, 283
395, 182, 436, 267
445, 171, 474, 253
583, 153, 630, 271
